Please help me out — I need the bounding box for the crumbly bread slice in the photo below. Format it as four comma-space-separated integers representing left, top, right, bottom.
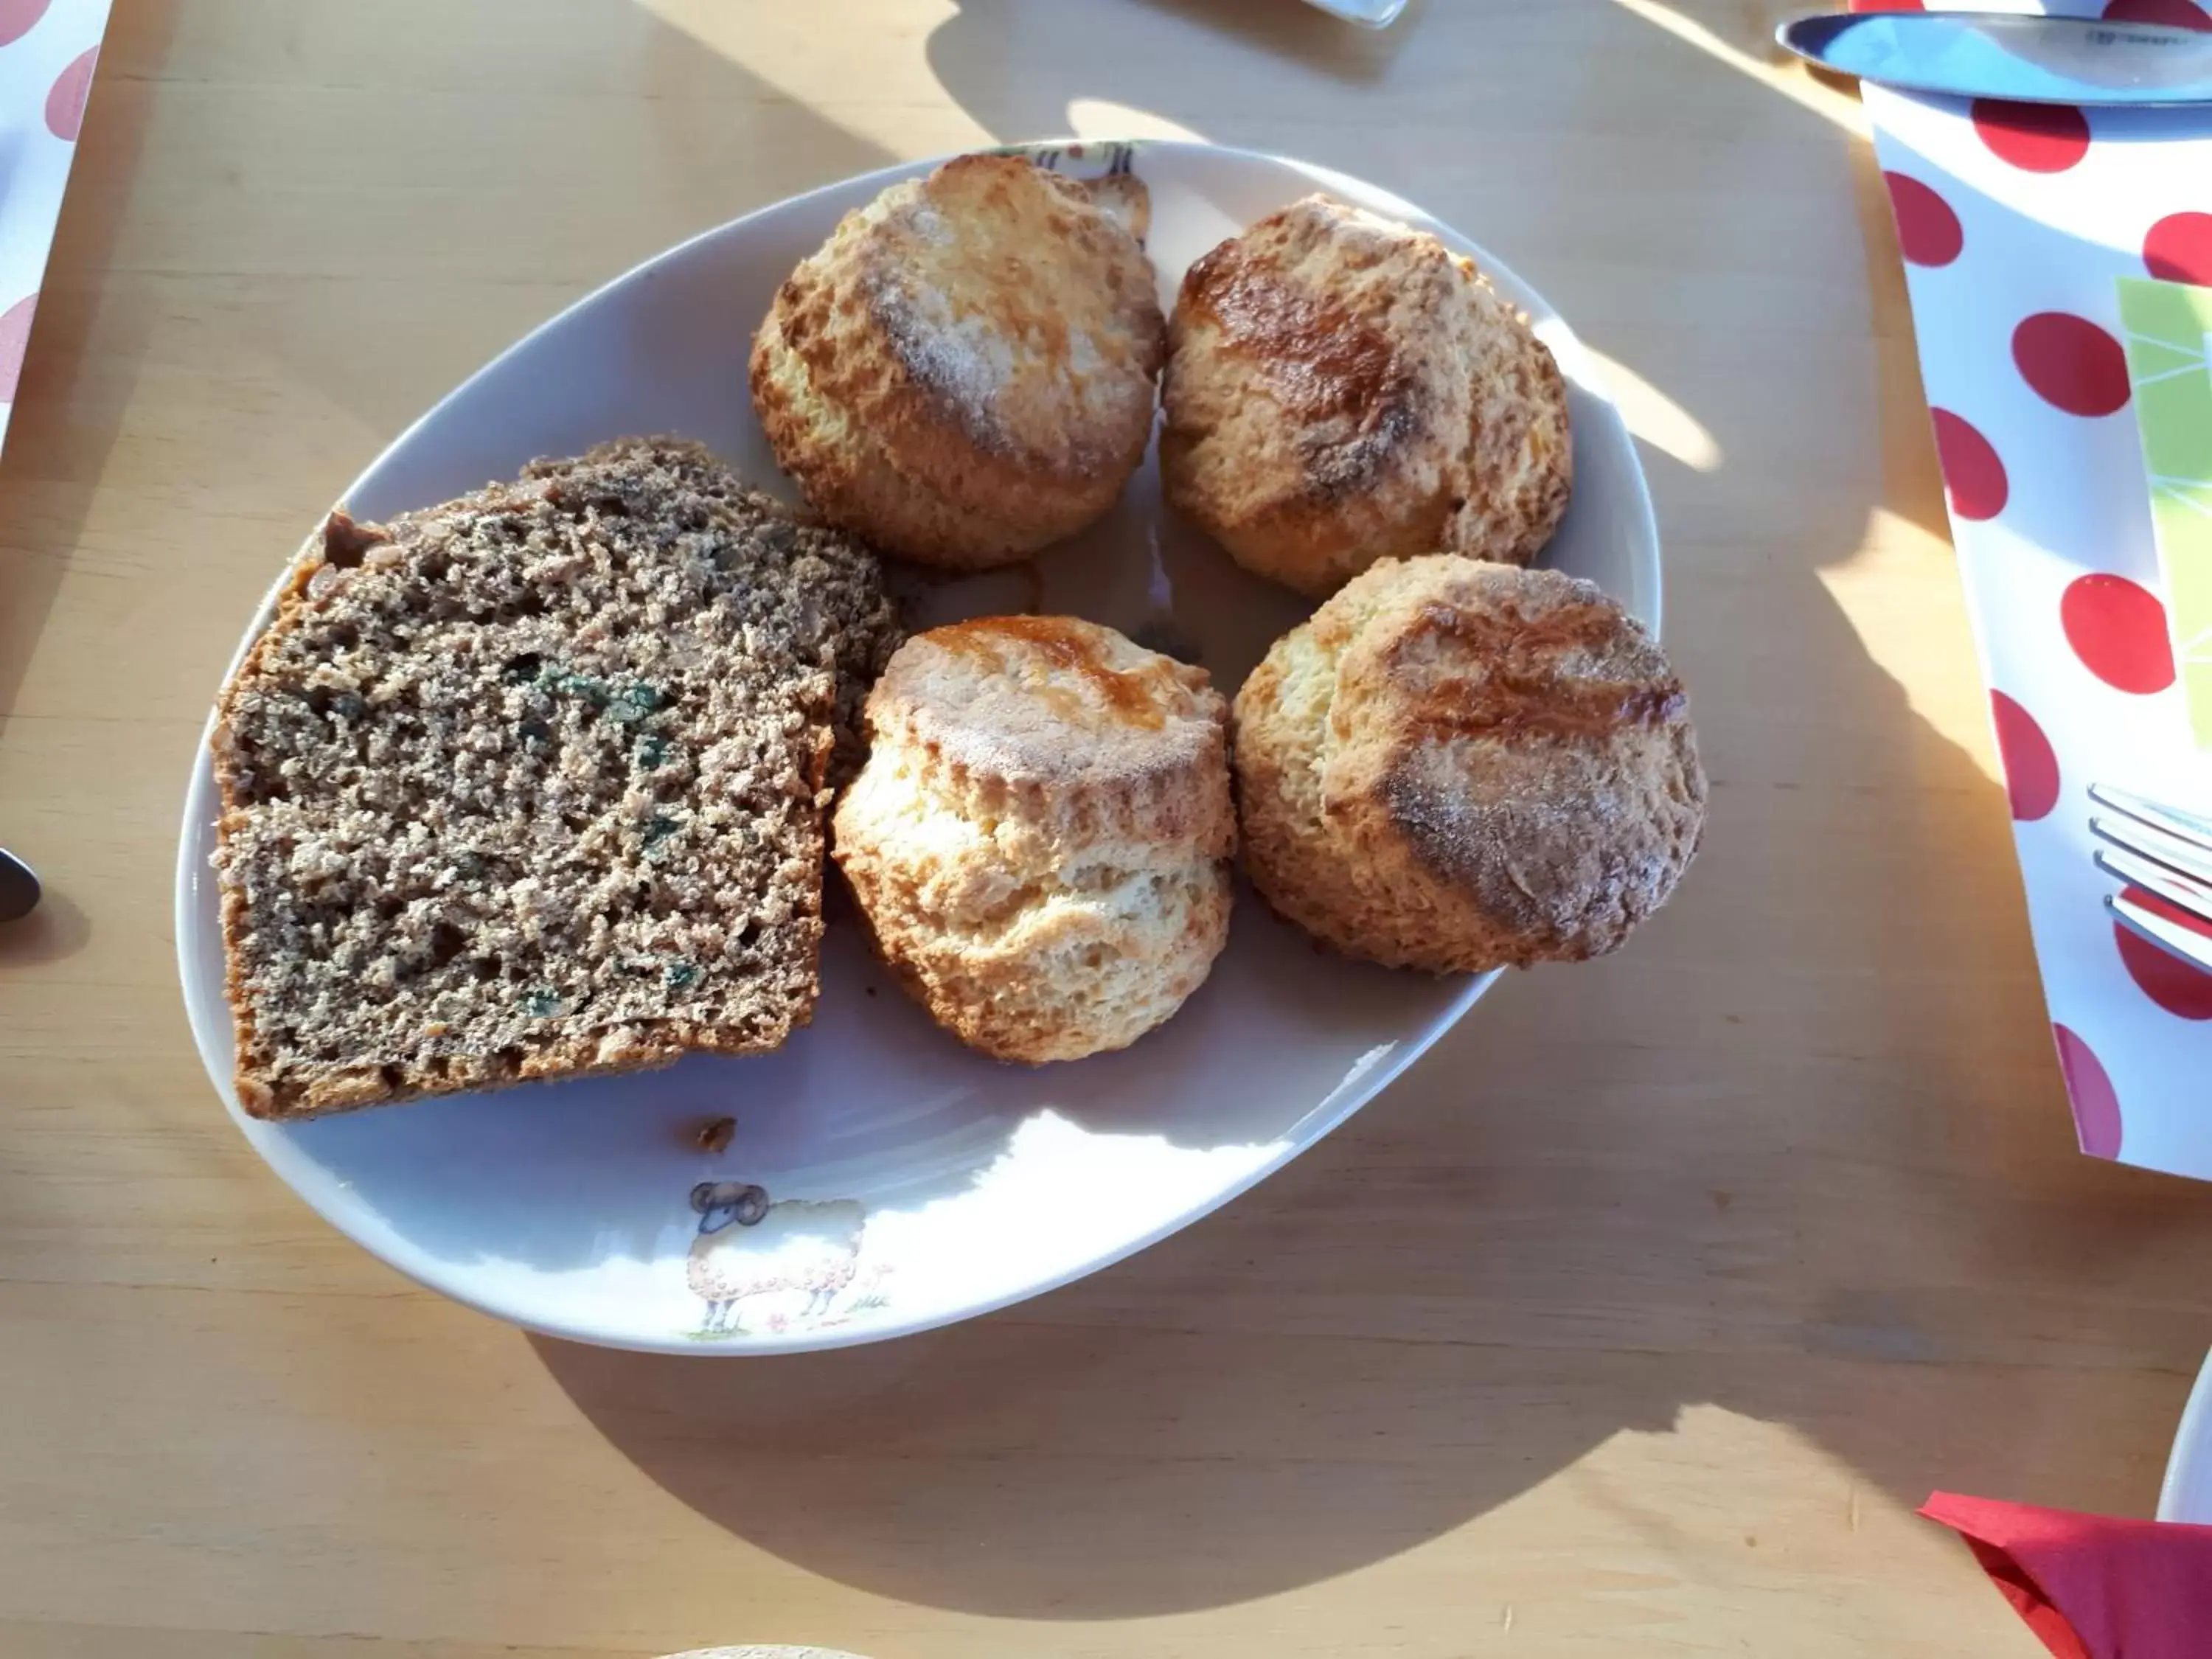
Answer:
211, 437, 900, 1119
833, 616, 1234, 1064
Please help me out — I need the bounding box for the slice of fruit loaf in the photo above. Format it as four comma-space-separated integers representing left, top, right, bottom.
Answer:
210, 437, 900, 1119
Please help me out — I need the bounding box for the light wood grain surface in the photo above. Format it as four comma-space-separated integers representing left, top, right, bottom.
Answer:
4, 1, 2208, 1654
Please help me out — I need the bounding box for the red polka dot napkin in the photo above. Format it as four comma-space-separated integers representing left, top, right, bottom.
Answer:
1922, 1493, 2212, 1657
1860, 0, 2212, 1178
0, 0, 109, 452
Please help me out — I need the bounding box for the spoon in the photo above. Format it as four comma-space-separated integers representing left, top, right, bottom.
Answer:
0, 849, 41, 923
1778, 10, 2212, 107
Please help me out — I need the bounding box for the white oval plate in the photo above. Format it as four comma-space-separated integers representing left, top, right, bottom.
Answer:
2159, 1346, 2212, 1522
175, 141, 1659, 1354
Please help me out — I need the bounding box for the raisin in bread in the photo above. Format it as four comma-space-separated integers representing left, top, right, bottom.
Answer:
210, 437, 900, 1119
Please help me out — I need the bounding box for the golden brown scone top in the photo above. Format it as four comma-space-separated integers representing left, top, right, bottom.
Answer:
863, 615, 1232, 852
751, 154, 1165, 566
1163, 195, 1573, 597
1234, 556, 1704, 972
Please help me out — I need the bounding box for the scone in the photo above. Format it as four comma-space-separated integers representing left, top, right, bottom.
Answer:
1233, 556, 1704, 973
1161, 195, 1573, 598
833, 615, 1234, 1062
751, 153, 1166, 571
211, 439, 900, 1119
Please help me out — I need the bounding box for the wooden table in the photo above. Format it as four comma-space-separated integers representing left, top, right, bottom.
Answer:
4, 1, 2208, 1654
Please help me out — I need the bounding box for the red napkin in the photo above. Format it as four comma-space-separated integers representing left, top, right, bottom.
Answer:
1921, 1493, 2212, 1657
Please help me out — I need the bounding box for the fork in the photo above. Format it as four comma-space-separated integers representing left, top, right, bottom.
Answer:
2090, 784, 2212, 974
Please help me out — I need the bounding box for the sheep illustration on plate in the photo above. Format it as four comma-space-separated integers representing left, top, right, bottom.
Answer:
685, 1180, 888, 1338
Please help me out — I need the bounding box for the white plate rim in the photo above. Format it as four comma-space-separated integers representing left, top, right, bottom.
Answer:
172, 139, 1660, 1354
2158, 1344, 2212, 1521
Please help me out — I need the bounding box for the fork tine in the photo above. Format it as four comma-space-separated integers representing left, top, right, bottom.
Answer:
2091, 811, 2212, 893
2088, 783, 2212, 852
2094, 844, 2212, 929
2110, 889, 2212, 975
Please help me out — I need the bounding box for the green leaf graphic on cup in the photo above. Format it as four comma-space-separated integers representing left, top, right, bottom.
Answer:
2119, 276, 2212, 747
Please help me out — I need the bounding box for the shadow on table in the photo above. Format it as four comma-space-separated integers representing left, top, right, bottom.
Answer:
535, 0, 2212, 1624
926, 0, 1413, 135
0, 887, 89, 970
